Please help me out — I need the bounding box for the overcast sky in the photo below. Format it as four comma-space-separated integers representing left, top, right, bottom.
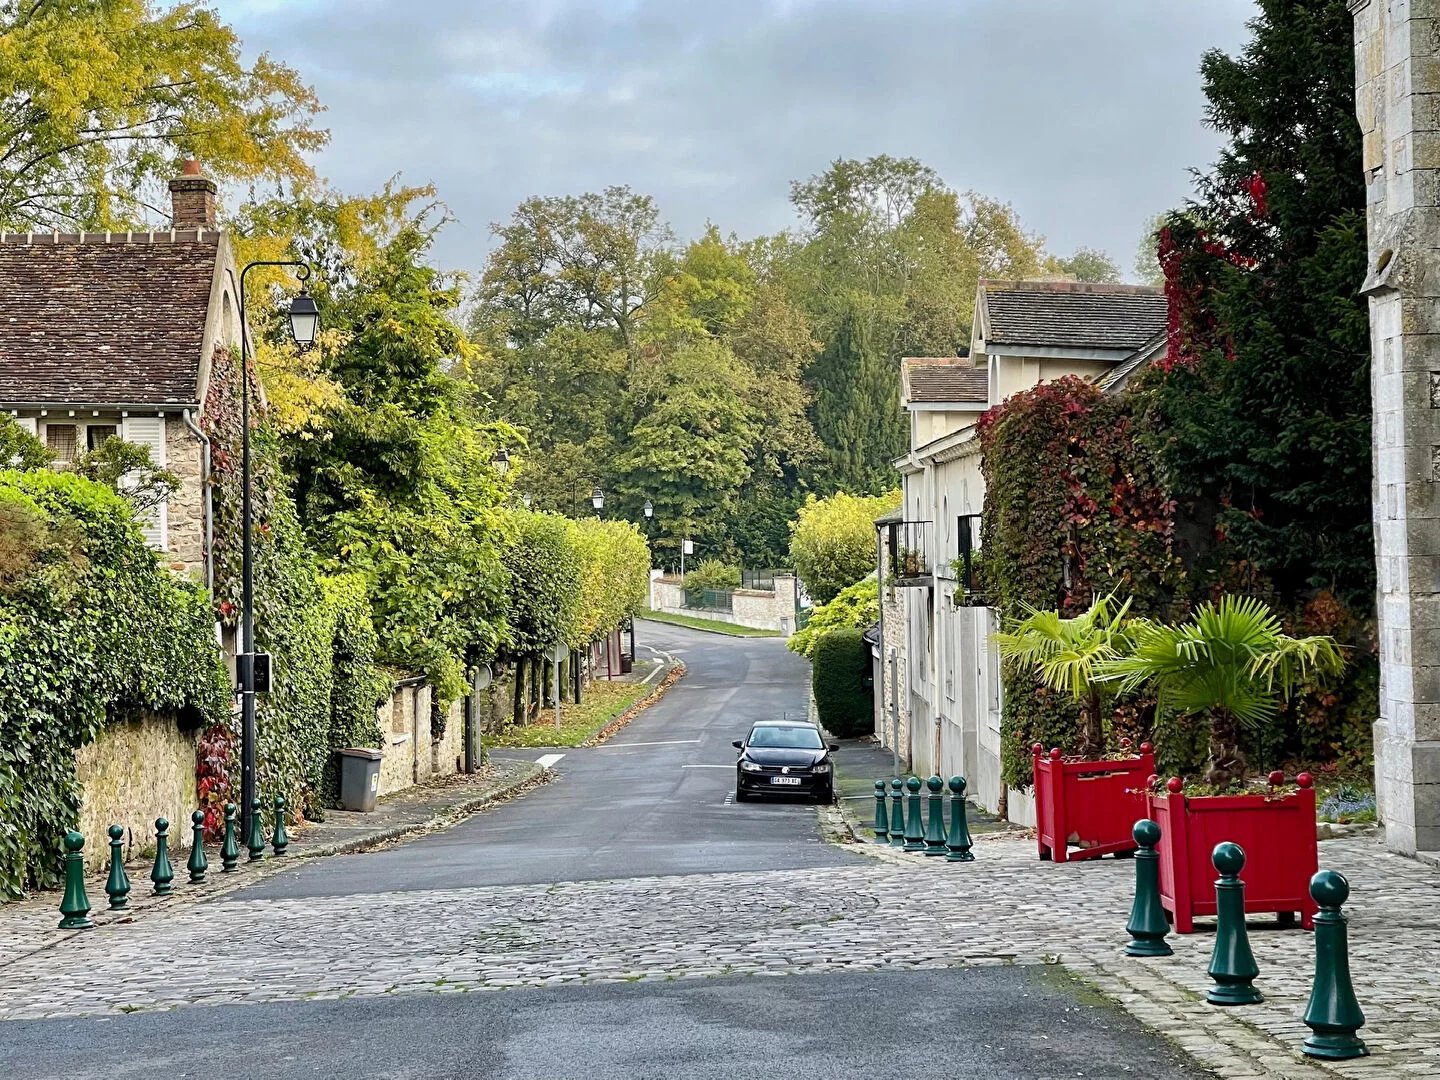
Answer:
226, 0, 1258, 281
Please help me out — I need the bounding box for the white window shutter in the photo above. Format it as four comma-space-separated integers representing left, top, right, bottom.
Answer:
120, 416, 168, 551
13, 417, 36, 436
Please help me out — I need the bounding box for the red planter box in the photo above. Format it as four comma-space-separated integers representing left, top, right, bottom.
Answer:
1148, 781, 1318, 933
1032, 743, 1155, 863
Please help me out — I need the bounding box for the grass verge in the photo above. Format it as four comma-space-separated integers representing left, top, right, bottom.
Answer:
639, 609, 782, 637
488, 679, 655, 748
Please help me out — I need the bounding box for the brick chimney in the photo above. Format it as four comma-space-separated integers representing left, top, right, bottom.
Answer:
168, 158, 218, 230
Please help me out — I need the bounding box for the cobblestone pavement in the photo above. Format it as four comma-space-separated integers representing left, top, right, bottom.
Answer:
0, 831, 1433, 1078
0, 760, 543, 971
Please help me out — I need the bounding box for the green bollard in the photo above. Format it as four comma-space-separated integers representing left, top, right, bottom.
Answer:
889, 779, 906, 847
872, 781, 889, 843
1302, 870, 1368, 1060
187, 810, 208, 884
923, 776, 947, 855
1206, 842, 1261, 1005
945, 776, 974, 862
151, 818, 174, 897
271, 794, 289, 856
903, 777, 926, 852
58, 830, 95, 930
220, 802, 241, 872
246, 797, 266, 862
1124, 819, 1172, 957
105, 824, 131, 910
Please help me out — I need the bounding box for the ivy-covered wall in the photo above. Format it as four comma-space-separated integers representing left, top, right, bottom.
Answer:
0, 446, 230, 898
979, 375, 1377, 790
979, 377, 1182, 788
203, 346, 389, 828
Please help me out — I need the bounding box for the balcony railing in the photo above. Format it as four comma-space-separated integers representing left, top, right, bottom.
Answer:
885, 520, 933, 587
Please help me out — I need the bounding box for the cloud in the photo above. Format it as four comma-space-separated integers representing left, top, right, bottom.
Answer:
228, 0, 1257, 279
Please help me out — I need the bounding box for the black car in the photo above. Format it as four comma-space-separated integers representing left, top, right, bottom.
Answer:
733, 720, 838, 803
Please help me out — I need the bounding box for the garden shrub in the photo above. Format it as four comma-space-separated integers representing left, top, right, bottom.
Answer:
811, 628, 872, 737
788, 575, 878, 658
683, 558, 740, 595
788, 490, 899, 604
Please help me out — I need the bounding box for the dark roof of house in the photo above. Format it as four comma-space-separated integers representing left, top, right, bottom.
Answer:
0, 230, 221, 406
903, 358, 988, 404
1097, 332, 1166, 394
981, 280, 1166, 352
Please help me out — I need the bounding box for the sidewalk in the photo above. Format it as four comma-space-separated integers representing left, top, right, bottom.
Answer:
828, 734, 1017, 837
0, 758, 544, 971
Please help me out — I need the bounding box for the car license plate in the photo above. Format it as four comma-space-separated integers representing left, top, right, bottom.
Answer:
770, 776, 801, 785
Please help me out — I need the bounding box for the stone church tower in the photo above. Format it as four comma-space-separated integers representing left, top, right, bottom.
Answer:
1351, 0, 1440, 855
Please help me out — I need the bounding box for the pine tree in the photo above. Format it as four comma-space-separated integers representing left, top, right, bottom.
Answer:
1141, 0, 1372, 607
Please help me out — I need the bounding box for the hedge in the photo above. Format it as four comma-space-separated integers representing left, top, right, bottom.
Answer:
811, 628, 872, 737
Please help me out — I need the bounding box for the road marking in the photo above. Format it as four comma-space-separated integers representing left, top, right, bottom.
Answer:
681, 764, 734, 769
595, 738, 701, 749
642, 661, 666, 684
535, 753, 565, 769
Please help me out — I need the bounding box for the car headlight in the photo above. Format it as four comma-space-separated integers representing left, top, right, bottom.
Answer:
812, 762, 830, 773
740, 760, 764, 772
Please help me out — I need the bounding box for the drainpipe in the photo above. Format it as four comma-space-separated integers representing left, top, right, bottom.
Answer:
875, 524, 897, 778
180, 409, 213, 594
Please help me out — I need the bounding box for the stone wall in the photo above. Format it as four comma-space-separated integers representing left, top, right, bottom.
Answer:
374, 680, 469, 798
1351, 0, 1440, 855
648, 572, 800, 632
75, 714, 199, 857
162, 413, 206, 581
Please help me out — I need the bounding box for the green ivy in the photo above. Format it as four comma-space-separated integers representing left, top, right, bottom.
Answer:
0, 454, 229, 897
205, 348, 389, 818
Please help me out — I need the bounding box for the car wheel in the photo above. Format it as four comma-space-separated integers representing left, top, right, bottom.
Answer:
816, 785, 834, 804
735, 786, 749, 802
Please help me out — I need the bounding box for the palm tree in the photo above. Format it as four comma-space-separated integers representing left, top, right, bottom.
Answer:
1099, 595, 1346, 788
994, 593, 1134, 758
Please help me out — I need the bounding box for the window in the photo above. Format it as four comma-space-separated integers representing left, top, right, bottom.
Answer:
45, 424, 77, 462
87, 424, 118, 451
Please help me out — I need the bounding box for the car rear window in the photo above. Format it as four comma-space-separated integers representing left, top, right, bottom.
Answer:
747, 726, 823, 749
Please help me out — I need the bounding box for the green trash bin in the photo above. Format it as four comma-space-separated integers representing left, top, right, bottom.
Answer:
337, 747, 382, 812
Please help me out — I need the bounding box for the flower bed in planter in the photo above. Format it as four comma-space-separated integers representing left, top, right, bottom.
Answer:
1148, 773, 1318, 934
1032, 742, 1156, 863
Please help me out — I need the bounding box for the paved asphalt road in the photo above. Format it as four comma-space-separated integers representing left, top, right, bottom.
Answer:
6, 968, 1213, 1080
236, 621, 861, 898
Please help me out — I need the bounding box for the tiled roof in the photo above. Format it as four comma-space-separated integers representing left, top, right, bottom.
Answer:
1097, 332, 1166, 394
982, 280, 1165, 352
903, 358, 988, 404
0, 231, 220, 406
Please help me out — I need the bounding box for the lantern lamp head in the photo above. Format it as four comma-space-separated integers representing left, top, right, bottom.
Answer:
287, 289, 320, 350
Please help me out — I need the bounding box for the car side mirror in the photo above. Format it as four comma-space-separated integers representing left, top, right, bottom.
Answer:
828, 743, 840, 752
731, 740, 743, 749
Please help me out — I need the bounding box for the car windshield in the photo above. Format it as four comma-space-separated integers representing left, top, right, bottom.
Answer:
747, 726, 824, 749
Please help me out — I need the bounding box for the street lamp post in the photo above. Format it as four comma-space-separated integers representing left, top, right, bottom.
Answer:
237, 260, 317, 842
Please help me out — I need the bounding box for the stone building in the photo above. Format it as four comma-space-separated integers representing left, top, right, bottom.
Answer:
0, 160, 244, 588
1350, 0, 1440, 856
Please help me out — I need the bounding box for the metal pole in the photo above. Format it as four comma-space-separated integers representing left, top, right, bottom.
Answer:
553, 658, 561, 729
874, 524, 886, 762
236, 260, 310, 842
889, 649, 900, 777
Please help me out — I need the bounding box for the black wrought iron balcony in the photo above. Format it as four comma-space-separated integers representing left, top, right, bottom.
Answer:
884, 519, 933, 588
